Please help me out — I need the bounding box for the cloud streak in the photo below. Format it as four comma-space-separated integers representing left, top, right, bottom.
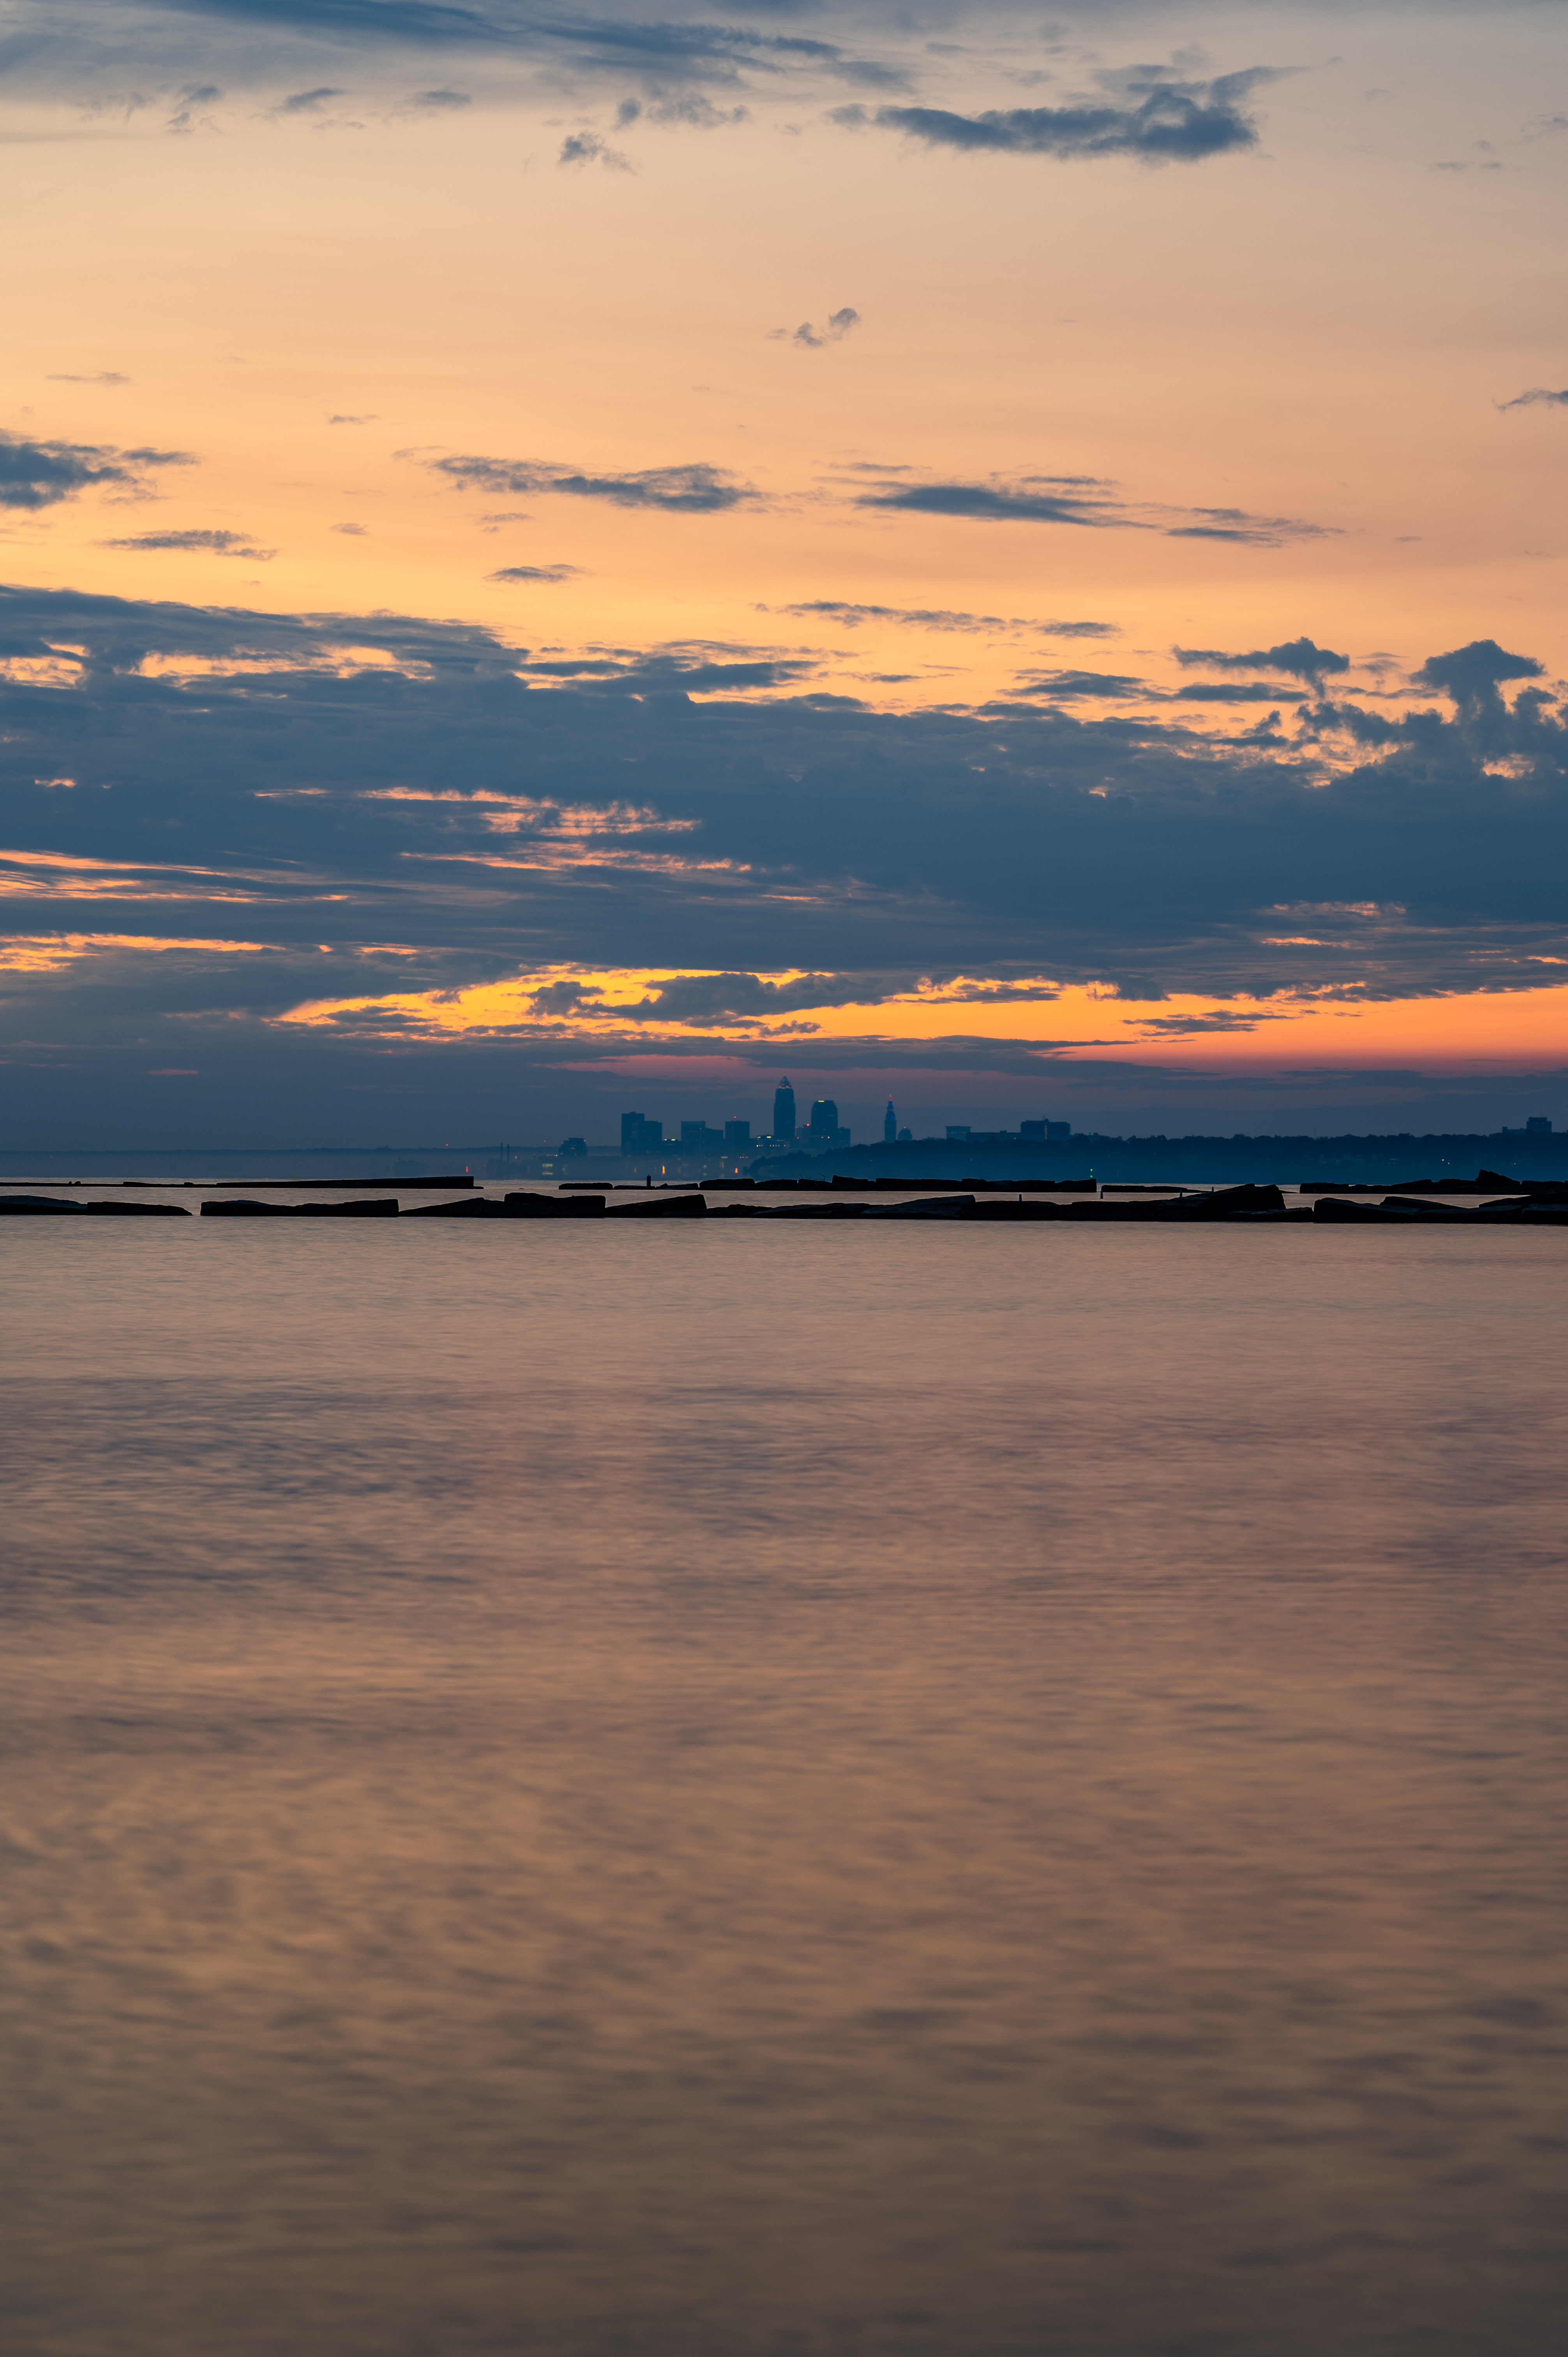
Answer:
0, 431, 194, 511
772, 307, 861, 348
97, 528, 275, 559
412, 451, 756, 510
835, 71, 1271, 166
1175, 638, 1352, 688
487, 562, 584, 583
856, 476, 1334, 547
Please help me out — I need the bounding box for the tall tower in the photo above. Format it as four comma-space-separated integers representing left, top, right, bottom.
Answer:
773, 1077, 796, 1141
884, 1099, 897, 1143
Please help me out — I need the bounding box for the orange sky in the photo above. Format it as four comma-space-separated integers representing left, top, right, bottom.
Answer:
1, 2, 1565, 1134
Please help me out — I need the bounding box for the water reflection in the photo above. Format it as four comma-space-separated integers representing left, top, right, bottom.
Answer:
2, 1224, 1565, 2355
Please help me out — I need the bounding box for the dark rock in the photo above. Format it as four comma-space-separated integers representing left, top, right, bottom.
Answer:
605, 1191, 708, 1217
402, 1196, 505, 1217
866, 1195, 979, 1218
201, 1197, 399, 1216
292, 1198, 400, 1217
0, 1193, 84, 1214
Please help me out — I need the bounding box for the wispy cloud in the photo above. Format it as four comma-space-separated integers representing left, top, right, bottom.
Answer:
1498, 386, 1568, 411
771, 307, 861, 349
833, 70, 1273, 166
855, 477, 1119, 527
0, 430, 194, 511
411, 452, 757, 511
97, 527, 275, 558
558, 128, 633, 171
854, 474, 1331, 546
768, 601, 1118, 639
275, 86, 347, 115
1174, 637, 1351, 687
1015, 670, 1145, 700
46, 371, 131, 387
487, 563, 584, 584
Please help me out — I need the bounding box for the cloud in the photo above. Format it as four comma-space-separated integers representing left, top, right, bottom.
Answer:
558, 129, 633, 170
773, 307, 861, 349
411, 87, 469, 107
46, 372, 131, 387
837, 71, 1270, 166
1174, 637, 1351, 688
615, 94, 747, 131
853, 475, 1330, 546
772, 601, 1019, 633
166, 80, 223, 131
774, 604, 1115, 642
1498, 387, 1568, 411
327, 412, 377, 424
487, 564, 584, 584
1172, 682, 1308, 704
97, 528, 275, 558
0, 431, 194, 511
3, 586, 1565, 1097
153, 0, 501, 42
331, 522, 367, 535
1409, 639, 1543, 710
857, 478, 1120, 527
1162, 510, 1337, 548
413, 452, 756, 511
276, 86, 347, 113
1017, 670, 1145, 700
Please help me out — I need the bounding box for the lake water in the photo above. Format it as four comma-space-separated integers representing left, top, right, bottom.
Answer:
3, 1211, 1566, 2357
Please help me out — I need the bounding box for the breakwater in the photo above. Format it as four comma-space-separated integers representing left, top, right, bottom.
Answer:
5, 1181, 1568, 1226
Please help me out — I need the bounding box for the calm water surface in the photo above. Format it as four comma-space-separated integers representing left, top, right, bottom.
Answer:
3, 1217, 1566, 2357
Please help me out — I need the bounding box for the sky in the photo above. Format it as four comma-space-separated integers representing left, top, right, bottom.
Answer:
2, 0, 1566, 1146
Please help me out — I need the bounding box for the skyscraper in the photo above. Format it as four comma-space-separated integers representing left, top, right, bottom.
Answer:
773, 1078, 796, 1141
808, 1098, 838, 1139
884, 1099, 897, 1143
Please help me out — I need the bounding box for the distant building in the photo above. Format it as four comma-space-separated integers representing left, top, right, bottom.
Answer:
809, 1097, 839, 1140
884, 1099, 897, 1143
946, 1125, 971, 1142
724, 1118, 751, 1148
558, 1136, 587, 1157
1527, 1117, 1552, 1134
773, 1078, 796, 1141
1020, 1119, 1072, 1142
897, 1127, 912, 1143
680, 1120, 726, 1153
620, 1111, 663, 1153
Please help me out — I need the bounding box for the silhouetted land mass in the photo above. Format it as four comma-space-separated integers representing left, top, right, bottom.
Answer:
765, 1133, 1568, 1185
